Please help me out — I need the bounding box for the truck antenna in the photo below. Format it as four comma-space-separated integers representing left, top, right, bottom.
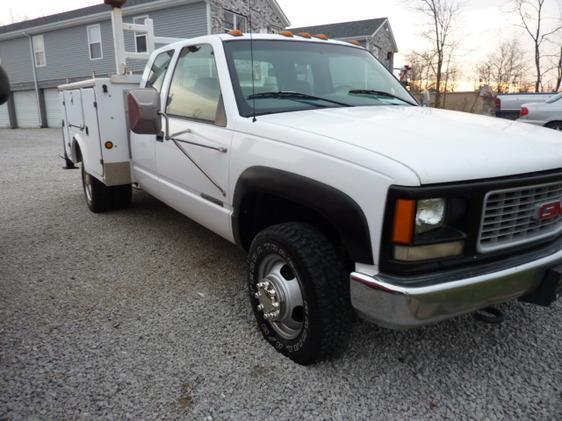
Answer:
248, 0, 257, 122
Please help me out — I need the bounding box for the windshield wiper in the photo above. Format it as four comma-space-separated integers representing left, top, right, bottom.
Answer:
248, 91, 352, 107
348, 89, 417, 106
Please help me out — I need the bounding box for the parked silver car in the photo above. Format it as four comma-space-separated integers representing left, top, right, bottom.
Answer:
517, 93, 562, 131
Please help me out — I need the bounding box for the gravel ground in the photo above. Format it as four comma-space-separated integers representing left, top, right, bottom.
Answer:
0, 128, 561, 420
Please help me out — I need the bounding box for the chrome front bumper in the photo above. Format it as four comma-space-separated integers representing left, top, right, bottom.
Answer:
350, 249, 562, 329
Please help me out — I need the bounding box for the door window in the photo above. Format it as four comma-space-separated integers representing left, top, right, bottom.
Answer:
166, 45, 222, 123
146, 50, 174, 92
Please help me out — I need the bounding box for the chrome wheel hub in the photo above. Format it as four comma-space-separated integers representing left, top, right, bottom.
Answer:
255, 280, 282, 321
255, 254, 304, 340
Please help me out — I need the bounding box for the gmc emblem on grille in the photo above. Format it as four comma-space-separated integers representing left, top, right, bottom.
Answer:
536, 201, 562, 221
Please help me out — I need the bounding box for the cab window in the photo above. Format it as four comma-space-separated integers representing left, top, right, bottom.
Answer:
146, 50, 174, 92
166, 44, 222, 123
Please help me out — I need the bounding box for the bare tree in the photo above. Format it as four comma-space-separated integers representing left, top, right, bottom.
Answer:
554, 44, 562, 91
514, 0, 562, 92
406, 50, 437, 93
413, 0, 463, 107
477, 40, 527, 93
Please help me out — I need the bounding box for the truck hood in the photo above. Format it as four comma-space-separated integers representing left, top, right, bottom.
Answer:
258, 106, 562, 184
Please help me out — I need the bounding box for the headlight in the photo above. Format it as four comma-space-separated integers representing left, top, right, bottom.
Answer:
391, 197, 464, 262
415, 198, 446, 234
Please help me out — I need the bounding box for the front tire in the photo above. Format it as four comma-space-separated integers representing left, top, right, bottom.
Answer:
248, 223, 353, 365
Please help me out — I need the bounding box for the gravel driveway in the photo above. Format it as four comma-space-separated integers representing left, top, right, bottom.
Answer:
0, 129, 561, 420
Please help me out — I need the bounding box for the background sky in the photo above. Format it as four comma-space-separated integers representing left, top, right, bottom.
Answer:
1, 0, 561, 88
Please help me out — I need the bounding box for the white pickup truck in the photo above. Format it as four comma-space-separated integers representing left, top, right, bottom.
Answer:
495, 92, 556, 120
60, 31, 562, 365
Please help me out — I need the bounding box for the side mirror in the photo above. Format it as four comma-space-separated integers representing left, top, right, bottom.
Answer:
127, 88, 162, 135
0, 66, 10, 106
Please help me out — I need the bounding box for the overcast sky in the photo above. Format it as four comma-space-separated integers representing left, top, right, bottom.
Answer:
1, 0, 561, 86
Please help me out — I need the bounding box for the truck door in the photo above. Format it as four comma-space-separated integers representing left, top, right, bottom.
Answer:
156, 44, 233, 240
130, 49, 174, 192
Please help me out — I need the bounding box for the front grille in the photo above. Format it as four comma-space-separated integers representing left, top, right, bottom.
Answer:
478, 181, 562, 253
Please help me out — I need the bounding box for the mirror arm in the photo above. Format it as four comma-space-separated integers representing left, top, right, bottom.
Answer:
158, 111, 226, 153
158, 111, 170, 140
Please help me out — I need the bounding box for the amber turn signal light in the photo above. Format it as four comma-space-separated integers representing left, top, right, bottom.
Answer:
392, 199, 416, 245
104, 141, 114, 150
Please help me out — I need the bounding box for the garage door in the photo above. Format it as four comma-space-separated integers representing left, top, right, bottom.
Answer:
0, 103, 9, 128
14, 90, 40, 128
45, 88, 63, 128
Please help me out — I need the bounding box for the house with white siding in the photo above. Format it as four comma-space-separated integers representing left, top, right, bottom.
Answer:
0, 0, 289, 128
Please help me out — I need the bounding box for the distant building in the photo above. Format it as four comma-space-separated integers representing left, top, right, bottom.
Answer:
0, 0, 289, 128
290, 18, 398, 71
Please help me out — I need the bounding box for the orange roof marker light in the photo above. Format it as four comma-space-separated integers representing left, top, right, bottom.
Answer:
279, 31, 294, 37
228, 29, 244, 37
313, 34, 329, 40
349, 40, 362, 46
298, 32, 312, 39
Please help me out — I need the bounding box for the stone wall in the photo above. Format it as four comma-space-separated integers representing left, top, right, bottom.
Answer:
421, 92, 496, 116
368, 21, 395, 70
209, 0, 286, 34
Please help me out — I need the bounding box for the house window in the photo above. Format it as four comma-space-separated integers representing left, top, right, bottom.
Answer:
224, 10, 247, 32
87, 25, 103, 60
134, 15, 149, 53
32, 35, 46, 67
269, 25, 283, 34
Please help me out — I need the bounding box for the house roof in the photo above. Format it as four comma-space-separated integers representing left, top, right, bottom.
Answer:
290, 18, 387, 40
0, 0, 155, 35
0, 0, 290, 37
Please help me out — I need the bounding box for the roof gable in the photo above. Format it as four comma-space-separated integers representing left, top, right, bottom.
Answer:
290, 18, 387, 39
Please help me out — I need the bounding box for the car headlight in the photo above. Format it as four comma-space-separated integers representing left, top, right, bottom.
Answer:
391, 197, 465, 262
415, 198, 446, 234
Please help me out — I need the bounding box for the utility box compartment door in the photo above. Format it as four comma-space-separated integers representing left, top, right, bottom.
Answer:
64, 90, 84, 129
80, 88, 103, 176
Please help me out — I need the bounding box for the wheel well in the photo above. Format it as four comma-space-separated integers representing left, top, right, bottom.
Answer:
237, 192, 353, 268
73, 139, 82, 163
545, 120, 562, 127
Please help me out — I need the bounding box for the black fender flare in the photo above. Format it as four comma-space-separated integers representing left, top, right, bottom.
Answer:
232, 166, 374, 264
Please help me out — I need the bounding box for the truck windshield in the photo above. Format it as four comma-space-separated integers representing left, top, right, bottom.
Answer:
223, 40, 417, 117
